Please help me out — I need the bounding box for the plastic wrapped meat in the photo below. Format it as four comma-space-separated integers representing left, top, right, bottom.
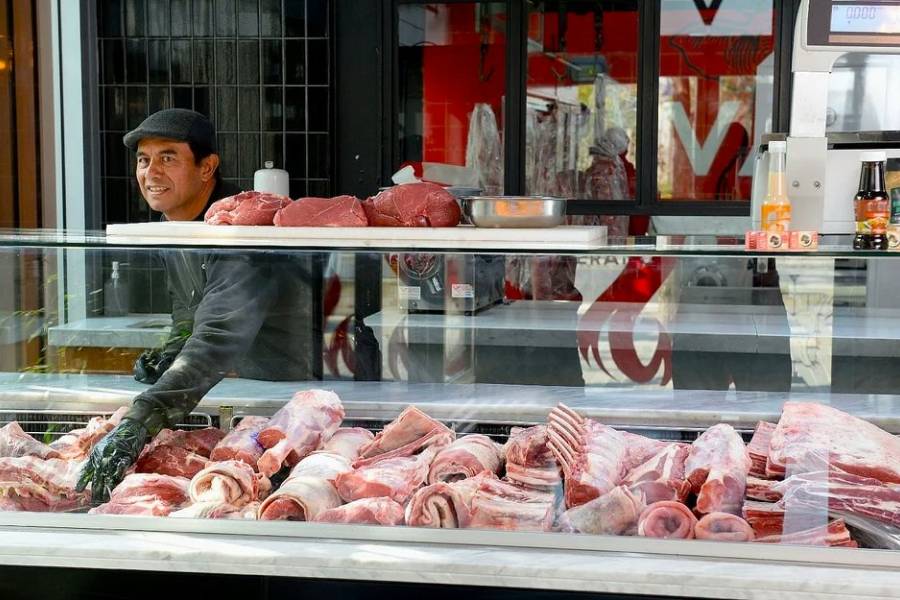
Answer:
559, 485, 645, 535
0, 456, 90, 512
49, 407, 128, 461
695, 513, 755, 542
274, 195, 368, 227
363, 183, 461, 227
746, 476, 782, 502
748, 421, 776, 478
637, 501, 697, 539
354, 406, 455, 468
314, 497, 406, 526
320, 427, 374, 462
336, 444, 444, 505
0, 422, 60, 459
685, 424, 750, 515
547, 403, 627, 508
256, 390, 345, 477
210, 416, 270, 469
754, 519, 857, 547
89, 473, 190, 516
204, 190, 292, 225
427, 434, 503, 484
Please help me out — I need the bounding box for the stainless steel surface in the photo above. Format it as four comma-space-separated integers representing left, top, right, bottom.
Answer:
463, 196, 567, 228
0, 409, 213, 436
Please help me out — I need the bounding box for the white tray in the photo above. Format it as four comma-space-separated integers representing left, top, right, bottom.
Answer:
105, 222, 608, 250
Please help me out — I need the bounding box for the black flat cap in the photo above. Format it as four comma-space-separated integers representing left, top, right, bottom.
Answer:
123, 108, 217, 152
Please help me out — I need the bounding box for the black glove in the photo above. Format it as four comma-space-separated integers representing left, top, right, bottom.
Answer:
133, 349, 177, 384
76, 418, 150, 505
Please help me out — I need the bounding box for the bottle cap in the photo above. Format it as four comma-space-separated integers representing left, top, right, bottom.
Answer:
860, 151, 887, 163
264, 161, 274, 169
769, 141, 786, 153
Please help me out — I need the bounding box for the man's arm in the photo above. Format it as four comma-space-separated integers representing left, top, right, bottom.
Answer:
126, 252, 279, 433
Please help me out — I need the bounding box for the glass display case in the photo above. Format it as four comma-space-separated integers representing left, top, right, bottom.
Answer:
2, 229, 900, 598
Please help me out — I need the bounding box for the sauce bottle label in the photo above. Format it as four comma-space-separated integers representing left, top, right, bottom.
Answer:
856, 198, 890, 234
762, 204, 791, 233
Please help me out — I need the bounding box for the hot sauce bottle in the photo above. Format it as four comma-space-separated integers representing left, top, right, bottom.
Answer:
761, 141, 791, 234
854, 152, 890, 251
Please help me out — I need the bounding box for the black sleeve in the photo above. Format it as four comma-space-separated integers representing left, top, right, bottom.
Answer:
126, 253, 278, 433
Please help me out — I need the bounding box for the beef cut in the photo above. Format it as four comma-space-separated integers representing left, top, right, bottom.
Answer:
363, 182, 461, 227
49, 407, 128, 460
742, 500, 786, 538
210, 416, 269, 468
559, 485, 644, 535
256, 390, 345, 477
748, 421, 776, 478
89, 473, 190, 516
135, 427, 225, 479
314, 497, 406, 526
685, 423, 750, 515
0, 456, 90, 512
274, 195, 368, 227
694, 512, 755, 542
0, 422, 60, 459
320, 427, 374, 462
204, 190, 292, 225
774, 469, 900, 528
336, 444, 444, 505
767, 402, 900, 483
746, 475, 782, 502
754, 518, 856, 547
427, 434, 503, 484
637, 501, 697, 539
354, 406, 455, 468
502, 425, 561, 491
547, 403, 627, 508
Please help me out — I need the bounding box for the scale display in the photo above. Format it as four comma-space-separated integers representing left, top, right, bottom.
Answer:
831, 4, 900, 34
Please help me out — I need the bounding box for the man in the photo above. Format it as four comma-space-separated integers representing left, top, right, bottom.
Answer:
77, 109, 318, 502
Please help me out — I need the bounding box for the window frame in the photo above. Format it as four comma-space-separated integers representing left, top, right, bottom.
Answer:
380, 0, 799, 217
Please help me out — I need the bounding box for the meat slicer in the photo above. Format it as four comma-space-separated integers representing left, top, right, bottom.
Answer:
396, 253, 505, 315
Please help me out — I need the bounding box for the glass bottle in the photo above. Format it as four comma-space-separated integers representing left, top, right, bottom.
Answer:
854, 152, 890, 251
761, 141, 791, 234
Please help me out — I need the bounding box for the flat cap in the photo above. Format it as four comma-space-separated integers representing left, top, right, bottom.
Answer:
123, 108, 217, 152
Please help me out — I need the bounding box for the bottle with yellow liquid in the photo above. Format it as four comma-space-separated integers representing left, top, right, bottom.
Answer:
761, 141, 791, 234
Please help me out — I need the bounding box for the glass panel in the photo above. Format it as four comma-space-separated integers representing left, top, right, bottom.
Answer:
102, 40, 125, 85
124, 39, 147, 84
657, 0, 775, 202
146, 0, 170, 37
285, 87, 306, 131
192, 0, 214, 36
308, 132, 329, 178
98, 0, 124, 37
307, 39, 328, 85
171, 40, 192, 85
307, 87, 327, 132
193, 40, 214, 84
525, 1, 639, 201
238, 40, 261, 86
262, 87, 284, 131
827, 53, 900, 133
238, 87, 261, 132
126, 86, 148, 128
284, 39, 306, 84
148, 86, 171, 113
237, 0, 260, 37
260, 0, 282, 37
262, 40, 283, 85
285, 133, 307, 179
148, 40, 170, 85
238, 133, 261, 181
216, 40, 237, 85
261, 132, 284, 170
103, 87, 126, 130
124, 0, 147, 37
285, 0, 306, 37
308, 0, 327, 37
170, 0, 191, 37
217, 132, 238, 178
398, 3, 507, 192
215, 0, 237, 36
172, 86, 192, 109
216, 86, 238, 132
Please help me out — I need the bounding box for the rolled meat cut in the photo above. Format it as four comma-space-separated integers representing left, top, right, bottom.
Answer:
427, 434, 502, 484
637, 501, 697, 539
320, 427, 374, 462
210, 416, 270, 468
363, 182, 461, 227
273, 195, 368, 227
189, 460, 269, 507
314, 497, 406, 526
204, 190, 292, 225
256, 452, 351, 521
685, 423, 750, 515
560, 485, 644, 536
406, 478, 479, 528
695, 512, 755, 542
257, 390, 345, 477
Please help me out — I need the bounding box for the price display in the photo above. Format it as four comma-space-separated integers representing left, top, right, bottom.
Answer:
831, 5, 900, 34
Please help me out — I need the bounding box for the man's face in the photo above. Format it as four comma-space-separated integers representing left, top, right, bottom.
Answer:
135, 138, 217, 218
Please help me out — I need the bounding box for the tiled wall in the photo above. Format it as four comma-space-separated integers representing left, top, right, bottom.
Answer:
96, 0, 330, 314
98, 0, 331, 225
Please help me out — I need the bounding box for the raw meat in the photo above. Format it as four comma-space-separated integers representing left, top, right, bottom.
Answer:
320, 427, 374, 462
49, 407, 128, 460
755, 518, 857, 547
502, 425, 561, 491
746, 476, 782, 502
273, 195, 368, 227
685, 423, 750, 515
172, 501, 260, 520
427, 434, 502, 483
204, 190, 292, 225
0, 456, 90, 512
694, 513, 755, 542
363, 182, 461, 227
637, 501, 697, 539
134, 426, 224, 479
775, 470, 900, 528
623, 443, 690, 504
742, 500, 785, 538
189, 460, 268, 506
336, 444, 443, 505
0, 422, 60, 459
621, 431, 673, 472
256, 452, 351, 521
256, 390, 345, 477
89, 473, 190, 516
405, 476, 484, 528
559, 485, 644, 535
767, 402, 900, 484
314, 497, 406, 526
466, 475, 556, 532
210, 416, 269, 468
547, 403, 627, 508
354, 406, 455, 468
748, 421, 776, 478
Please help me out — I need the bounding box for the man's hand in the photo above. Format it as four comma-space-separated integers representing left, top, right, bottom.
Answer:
134, 349, 177, 384
76, 419, 150, 505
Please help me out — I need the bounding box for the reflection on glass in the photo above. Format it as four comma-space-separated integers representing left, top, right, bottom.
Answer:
525, 1, 639, 201
657, 0, 774, 202
398, 3, 506, 193
827, 53, 900, 133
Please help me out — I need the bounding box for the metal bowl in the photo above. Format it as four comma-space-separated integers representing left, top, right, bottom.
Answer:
463, 196, 567, 228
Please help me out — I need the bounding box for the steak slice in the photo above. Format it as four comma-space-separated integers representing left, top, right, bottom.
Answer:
274, 195, 368, 227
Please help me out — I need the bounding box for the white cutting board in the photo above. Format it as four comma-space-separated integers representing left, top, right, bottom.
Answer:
105, 222, 608, 250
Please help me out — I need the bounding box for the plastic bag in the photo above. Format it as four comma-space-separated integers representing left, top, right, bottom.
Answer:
465, 103, 503, 195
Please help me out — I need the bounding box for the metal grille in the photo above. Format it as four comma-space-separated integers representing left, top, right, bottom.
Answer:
0, 410, 214, 443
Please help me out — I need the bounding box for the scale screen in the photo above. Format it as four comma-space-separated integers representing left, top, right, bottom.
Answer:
831, 5, 900, 34
807, 0, 900, 46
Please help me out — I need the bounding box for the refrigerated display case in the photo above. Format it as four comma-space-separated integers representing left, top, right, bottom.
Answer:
2, 229, 900, 599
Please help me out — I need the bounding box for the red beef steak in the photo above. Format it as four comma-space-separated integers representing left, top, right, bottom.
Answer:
274, 195, 368, 227
364, 182, 461, 227
205, 191, 292, 225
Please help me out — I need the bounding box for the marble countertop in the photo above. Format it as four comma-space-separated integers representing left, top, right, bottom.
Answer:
0, 523, 899, 599
47, 314, 172, 348
4, 373, 900, 432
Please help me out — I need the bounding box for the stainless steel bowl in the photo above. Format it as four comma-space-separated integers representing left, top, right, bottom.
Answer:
463, 196, 567, 228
